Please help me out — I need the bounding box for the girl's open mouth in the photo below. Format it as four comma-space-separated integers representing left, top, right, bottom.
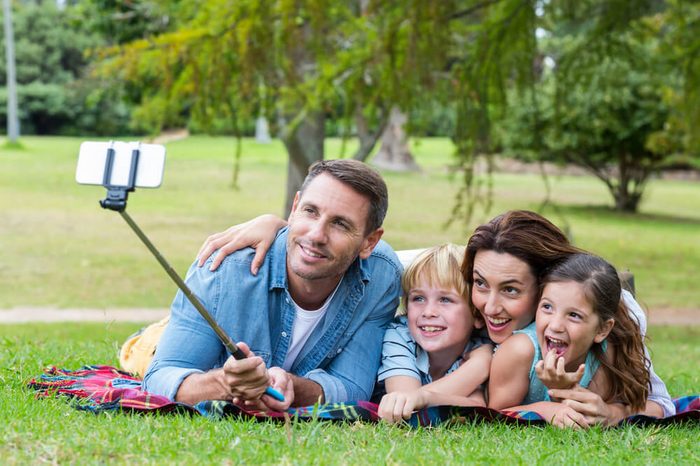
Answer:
545, 336, 568, 357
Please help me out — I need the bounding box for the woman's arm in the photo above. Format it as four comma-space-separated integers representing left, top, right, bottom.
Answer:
487, 335, 533, 410
622, 290, 675, 416
504, 401, 589, 429
421, 344, 493, 397
197, 214, 287, 273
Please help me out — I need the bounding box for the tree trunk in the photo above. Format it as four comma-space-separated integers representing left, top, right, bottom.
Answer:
612, 152, 645, 213
280, 111, 325, 216
352, 105, 387, 162
3, 0, 20, 143
255, 115, 271, 143
372, 106, 420, 172
613, 188, 641, 212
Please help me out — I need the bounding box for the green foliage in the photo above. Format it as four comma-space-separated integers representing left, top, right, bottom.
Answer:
0, 1, 132, 135
500, 9, 684, 212
72, 0, 177, 45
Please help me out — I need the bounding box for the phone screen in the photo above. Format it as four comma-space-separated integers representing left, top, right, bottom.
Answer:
75, 141, 165, 188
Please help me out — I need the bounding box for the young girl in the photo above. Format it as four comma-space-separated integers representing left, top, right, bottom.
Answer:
488, 253, 650, 428
376, 244, 493, 423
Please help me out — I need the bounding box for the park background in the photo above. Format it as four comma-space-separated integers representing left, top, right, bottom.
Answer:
1, 1, 699, 464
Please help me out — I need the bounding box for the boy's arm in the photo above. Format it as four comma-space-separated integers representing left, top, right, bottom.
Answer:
421, 344, 493, 397
487, 335, 533, 410
378, 376, 424, 423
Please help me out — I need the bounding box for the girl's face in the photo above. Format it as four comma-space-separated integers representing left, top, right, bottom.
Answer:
471, 250, 539, 344
536, 281, 614, 371
407, 278, 474, 362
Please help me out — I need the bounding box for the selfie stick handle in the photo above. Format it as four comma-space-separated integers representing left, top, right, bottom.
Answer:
99, 144, 283, 402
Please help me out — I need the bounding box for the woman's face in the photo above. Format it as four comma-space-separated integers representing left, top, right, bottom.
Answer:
471, 250, 539, 344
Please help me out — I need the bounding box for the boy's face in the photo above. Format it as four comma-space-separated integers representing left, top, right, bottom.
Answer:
407, 277, 474, 360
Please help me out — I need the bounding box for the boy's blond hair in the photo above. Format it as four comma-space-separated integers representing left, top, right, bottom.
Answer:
398, 243, 467, 316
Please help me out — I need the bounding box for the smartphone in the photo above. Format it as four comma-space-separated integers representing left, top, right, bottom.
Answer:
75, 141, 166, 188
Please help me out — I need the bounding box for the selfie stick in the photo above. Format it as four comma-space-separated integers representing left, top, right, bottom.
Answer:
98, 142, 284, 403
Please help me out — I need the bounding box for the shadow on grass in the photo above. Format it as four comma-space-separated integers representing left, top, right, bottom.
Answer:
541, 203, 700, 227
2, 140, 25, 150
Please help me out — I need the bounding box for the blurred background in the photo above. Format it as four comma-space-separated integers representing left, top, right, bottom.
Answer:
0, 0, 698, 314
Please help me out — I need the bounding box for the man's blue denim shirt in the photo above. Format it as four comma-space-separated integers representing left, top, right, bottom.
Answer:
143, 227, 402, 403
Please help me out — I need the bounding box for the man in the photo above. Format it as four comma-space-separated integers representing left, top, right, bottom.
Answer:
143, 160, 402, 411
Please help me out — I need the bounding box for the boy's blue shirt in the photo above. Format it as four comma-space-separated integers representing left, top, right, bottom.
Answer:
143, 227, 402, 403
377, 315, 489, 386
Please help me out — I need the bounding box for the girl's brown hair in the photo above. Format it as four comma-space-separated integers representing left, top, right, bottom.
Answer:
543, 253, 650, 411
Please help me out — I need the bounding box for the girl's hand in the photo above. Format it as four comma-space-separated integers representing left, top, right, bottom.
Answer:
547, 385, 630, 426
378, 390, 429, 424
535, 349, 585, 392
197, 214, 287, 273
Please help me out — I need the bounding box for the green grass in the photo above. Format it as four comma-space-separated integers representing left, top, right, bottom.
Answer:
1, 323, 697, 464
1, 135, 699, 310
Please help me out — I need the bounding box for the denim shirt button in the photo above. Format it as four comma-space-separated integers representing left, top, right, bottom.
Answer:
336, 347, 342, 354
281, 331, 288, 338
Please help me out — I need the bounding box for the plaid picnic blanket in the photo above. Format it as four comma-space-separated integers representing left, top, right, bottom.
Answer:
28, 365, 700, 427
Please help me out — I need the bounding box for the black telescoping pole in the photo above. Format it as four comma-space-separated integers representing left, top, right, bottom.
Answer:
118, 210, 247, 360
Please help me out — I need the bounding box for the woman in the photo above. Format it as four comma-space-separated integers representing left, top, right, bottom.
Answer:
196, 210, 674, 423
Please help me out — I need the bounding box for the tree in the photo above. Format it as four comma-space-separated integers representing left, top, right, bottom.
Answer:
96, 0, 452, 214
96, 0, 700, 220
501, 5, 688, 212
2, 0, 19, 143
0, 1, 132, 136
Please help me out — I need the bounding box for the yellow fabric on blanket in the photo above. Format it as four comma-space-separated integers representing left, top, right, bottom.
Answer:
119, 316, 170, 378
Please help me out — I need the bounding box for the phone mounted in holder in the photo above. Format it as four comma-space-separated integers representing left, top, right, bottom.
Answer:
99, 142, 140, 212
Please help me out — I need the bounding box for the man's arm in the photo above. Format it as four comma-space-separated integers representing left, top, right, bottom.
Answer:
175, 344, 271, 405
144, 258, 260, 402
289, 375, 324, 406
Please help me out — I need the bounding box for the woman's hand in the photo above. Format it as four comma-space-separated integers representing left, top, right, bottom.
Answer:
197, 214, 287, 273
547, 385, 630, 426
535, 349, 585, 392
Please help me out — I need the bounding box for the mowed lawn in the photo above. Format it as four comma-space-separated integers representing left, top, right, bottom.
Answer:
0, 136, 698, 463
0, 323, 698, 464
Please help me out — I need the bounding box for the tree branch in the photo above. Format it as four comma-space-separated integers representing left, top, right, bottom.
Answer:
448, 0, 504, 21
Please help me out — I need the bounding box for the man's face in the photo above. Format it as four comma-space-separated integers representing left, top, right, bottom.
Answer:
286, 173, 383, 283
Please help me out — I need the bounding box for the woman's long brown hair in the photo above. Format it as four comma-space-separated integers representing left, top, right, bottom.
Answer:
462, 210, 583, 317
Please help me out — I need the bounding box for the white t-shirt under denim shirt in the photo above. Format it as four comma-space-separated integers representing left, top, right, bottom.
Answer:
282, 279, 342, 371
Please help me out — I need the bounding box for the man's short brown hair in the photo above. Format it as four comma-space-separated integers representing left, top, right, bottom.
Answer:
301, 159, 388, 234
